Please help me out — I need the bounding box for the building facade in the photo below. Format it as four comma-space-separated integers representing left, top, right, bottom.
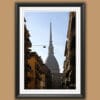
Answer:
26, 52, 52, 89
62, 12, 76, 89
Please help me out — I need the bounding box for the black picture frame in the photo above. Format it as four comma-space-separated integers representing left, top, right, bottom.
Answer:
15, 2, 85, 98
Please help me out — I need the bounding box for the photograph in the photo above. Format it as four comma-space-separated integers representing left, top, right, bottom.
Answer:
15, 3, 85, 98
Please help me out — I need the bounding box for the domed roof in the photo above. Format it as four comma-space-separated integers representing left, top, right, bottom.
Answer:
45, 55, 59, 73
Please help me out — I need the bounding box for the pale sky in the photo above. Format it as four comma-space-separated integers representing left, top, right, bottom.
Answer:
24, 11, 69, 73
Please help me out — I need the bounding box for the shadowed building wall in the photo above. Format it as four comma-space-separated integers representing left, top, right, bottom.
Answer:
62, 12, 76, 89
24, 18, 32, 89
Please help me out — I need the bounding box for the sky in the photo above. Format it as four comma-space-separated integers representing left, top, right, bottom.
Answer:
24, 11, 69, 73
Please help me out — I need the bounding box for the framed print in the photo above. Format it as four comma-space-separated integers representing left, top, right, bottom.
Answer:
15, 3, 85, 98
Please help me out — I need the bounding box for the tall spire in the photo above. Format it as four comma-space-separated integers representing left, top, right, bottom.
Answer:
48, 22, 54, 56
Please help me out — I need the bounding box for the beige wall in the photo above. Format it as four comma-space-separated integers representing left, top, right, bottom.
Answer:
0, 0, 100, 100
